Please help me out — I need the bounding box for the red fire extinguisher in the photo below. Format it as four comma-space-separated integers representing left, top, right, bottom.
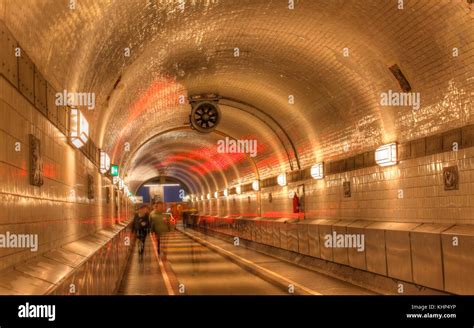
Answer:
293, 192, 300, 213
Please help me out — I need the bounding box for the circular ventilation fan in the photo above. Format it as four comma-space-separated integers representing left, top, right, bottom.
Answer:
190, 101, 221, 133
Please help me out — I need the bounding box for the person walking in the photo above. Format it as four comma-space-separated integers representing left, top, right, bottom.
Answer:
149, 201, 171, 256
132, 204, 150, 261
169, 203, 179, 231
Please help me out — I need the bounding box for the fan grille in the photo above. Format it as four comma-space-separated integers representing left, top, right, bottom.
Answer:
190, 101, 221, 133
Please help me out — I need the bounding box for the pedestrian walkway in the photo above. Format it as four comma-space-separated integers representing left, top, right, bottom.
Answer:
159, 231, 285, 295
117, 237, 169, 295
117, 228, 376, 295
179, 228, 376, 295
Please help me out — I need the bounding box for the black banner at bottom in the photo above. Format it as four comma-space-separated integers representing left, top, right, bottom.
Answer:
0, 296, 472, 327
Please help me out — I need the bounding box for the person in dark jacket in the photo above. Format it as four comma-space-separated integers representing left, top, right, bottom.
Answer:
132, 204, 150, 260
149, 201, 171, 255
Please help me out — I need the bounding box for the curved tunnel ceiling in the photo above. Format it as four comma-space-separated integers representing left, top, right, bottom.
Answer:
3, 0, 473, 193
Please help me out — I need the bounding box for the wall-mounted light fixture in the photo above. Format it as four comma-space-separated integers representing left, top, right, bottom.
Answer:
252, 180, 260, 191
311, 162, 324, 180
223, 188, 228, 197
214, 191, 218, 199
375, 143, 398, 167
207, 193, 211, 200
277, 173, 287, 186
236, 185, 242, 194
201, 195, 204, 201
70, 108, 89, 149
99, 150, 111, 174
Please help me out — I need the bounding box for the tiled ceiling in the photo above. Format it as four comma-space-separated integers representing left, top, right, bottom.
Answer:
2, 0, 473, 193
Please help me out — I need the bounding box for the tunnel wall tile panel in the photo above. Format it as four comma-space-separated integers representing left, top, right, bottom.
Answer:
410, 224, 451, 291
441, 225, 474, 295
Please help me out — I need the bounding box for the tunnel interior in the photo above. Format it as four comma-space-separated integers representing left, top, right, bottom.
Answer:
0, 0, 473, 297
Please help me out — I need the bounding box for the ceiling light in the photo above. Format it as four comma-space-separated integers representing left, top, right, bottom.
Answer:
143, 183, 180, 187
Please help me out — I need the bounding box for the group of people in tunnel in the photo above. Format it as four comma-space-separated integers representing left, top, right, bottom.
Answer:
132, 202, 180, 260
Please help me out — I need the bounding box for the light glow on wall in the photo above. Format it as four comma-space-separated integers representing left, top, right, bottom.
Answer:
277, 173, 287, 186
236, 185, 241, 194
70, 108, 89, 149
207, 193, 211, 200
311, 162, 324, 180
375, 143, 398, 167
214, 191, 218, 199
223, 189, 228, 197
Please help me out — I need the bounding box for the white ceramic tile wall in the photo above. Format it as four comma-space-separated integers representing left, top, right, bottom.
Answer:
197, 145, 474, 224
0, 76, 133, 271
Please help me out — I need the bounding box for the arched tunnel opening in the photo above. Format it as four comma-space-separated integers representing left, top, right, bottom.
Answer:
0, 0, 473, 325
135, 176, 191, 203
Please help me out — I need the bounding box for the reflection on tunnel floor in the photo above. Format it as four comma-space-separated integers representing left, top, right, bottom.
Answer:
118, 228, 376, 295
117, 237, 168, 295
180, 228, 376, 295
160, 231, 285, 295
